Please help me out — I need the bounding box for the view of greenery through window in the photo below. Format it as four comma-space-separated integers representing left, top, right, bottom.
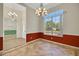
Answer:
44, 10, 63, 36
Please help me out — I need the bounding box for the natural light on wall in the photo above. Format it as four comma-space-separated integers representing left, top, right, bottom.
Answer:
43, 10, 64, 37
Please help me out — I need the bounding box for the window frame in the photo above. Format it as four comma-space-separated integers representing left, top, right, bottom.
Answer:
43, 13, 63, 37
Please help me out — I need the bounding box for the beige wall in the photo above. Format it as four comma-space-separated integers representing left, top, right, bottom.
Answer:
26, 6, 41, 33
18, 4, 44, 34
3, 3, 79, 36
48, 3, 79, 35
0, 4, 3, 37
3, 3, 41, 38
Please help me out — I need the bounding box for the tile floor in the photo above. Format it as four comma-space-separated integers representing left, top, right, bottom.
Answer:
3, 35, 26, 51
3, 39, 77, 56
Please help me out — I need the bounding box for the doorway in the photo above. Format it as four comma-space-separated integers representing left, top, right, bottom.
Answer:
3, 3, 26, 51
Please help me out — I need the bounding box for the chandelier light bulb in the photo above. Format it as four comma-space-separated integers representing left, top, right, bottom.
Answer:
44, 11, 47, 15
8, 13, 11, 16
8, 11, 12, 16
13, 12, 18, 16
35, 3, 48, 16
43, 8, 46, 11
38, 8, 41, 11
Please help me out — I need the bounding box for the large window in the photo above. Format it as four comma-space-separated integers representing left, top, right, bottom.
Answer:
44, 10, 64, 37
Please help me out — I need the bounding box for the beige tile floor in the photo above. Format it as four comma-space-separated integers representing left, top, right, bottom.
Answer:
3, 35, 26, 51
3, 39, 78, 56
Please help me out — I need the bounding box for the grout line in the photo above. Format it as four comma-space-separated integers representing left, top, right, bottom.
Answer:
2, 44, 26, 55
40, 39, 79, 56
40, 39, 79, 50
2, 39, 40, 55
2, 38, 79, 56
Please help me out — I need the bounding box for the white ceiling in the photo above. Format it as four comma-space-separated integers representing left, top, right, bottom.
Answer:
24, 3, 61, 10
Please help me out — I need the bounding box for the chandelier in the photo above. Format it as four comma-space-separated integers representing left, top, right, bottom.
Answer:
8, 11, 18, 21
35, 3, 48, 16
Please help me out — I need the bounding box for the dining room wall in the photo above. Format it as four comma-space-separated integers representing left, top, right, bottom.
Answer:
0, 3, 3, 50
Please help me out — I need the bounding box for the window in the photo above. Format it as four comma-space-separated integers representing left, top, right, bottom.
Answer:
44, 10, 64, 37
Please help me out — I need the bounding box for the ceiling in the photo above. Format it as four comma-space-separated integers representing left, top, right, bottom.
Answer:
24, 3, 61, 10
